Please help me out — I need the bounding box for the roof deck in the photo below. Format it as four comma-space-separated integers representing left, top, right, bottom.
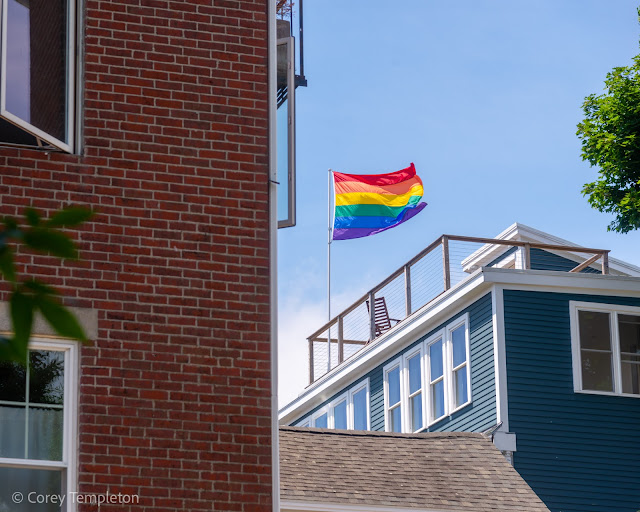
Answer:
307, 228, 611, 385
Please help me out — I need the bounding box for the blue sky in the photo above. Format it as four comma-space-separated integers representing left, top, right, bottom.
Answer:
277, 1, 640, 405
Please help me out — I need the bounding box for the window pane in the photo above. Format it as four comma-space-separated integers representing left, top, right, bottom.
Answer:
451, 325, 466, 367
619, 314, 640, 355
5, 0, 69, 142
578, 311, 611, 351
314, 413, 327, 428
390, 406, 402, 433
0, 360, 27, 402
29, 351, 64, 405
353, 388, 367, 430
408, 354, 421, 394
431, 380, 445, 420
621, 362, 640, 395
410, 392, 422, 431
454, 367, 468, 407
333, 400, 347, 430
581, 350, 613, 392
0, 467, 62, 512
429, 340, 443, 380
28, 407, 63, 460
0, 404, 26, 458
388, 366, 400, 405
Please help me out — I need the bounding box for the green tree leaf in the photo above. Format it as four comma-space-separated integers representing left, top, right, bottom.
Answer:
24, 208, 41, 227
35, 295, 87, 342
23, 279, 58, 296
47, 206, 94, 228
0, 246, 16, 283
23, 228, 77, 259
0, 336, 27, 365
10, 290, 34, 354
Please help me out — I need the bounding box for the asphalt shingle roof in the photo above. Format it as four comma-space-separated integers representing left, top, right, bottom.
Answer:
280, 427, 550, 512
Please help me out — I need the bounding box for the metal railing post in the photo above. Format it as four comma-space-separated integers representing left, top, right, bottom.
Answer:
404, 264, 412, 317
308, 337, 314, 384
338, 316, 344, 363
442, 236, 450, 291
369, 291, 376, 341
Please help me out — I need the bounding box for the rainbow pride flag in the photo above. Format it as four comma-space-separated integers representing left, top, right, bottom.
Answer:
332, 163, 427, 241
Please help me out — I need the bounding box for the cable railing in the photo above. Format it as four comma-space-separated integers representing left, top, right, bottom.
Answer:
306, 234, 610, 385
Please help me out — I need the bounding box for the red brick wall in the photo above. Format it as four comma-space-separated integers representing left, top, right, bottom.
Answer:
0, 0, 272, 510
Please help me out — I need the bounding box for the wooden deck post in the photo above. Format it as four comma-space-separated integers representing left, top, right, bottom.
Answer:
338, 316, 344, 363
308, 337, 314, 384
602, 252, 609, 275
442, 236, 450, 291
404, 264, 412, 317
523, 243, 531, 270
369, 291, 376, 341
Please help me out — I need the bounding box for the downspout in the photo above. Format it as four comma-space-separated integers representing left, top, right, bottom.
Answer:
268, 0, 280, 509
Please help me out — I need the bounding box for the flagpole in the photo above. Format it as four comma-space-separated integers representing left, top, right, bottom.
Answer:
327, 168, 333, 375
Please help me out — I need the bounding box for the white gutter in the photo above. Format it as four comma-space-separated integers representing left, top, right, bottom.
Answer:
268, 0, 279, 508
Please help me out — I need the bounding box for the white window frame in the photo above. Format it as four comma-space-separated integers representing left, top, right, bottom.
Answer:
570, 301, 640, 398
347, 379, 370, 430
402, 346, 426, 432
297, 379, 370, 430
383, 358, 403, 432
0, 0, 77, 152
425, 330, 447, 426
446, 315, 472, 414
0, 337, 78, 511
383, 313, 472, 432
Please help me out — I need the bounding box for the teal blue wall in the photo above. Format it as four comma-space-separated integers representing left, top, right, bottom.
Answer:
504, 290, 640, 512
530, 248, 600, 273
294, 293, 496, 433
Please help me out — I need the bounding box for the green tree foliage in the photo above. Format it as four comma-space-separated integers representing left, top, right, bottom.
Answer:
577, 14, 640, 233
0, 206, 93, 364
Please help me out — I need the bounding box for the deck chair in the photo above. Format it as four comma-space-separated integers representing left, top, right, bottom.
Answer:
366, 296, 401, 340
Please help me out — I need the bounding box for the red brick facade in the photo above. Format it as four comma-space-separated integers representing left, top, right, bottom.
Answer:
0, 0, 272, 510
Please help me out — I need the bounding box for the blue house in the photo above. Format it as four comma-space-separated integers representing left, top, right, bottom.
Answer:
279, 223, 640, 512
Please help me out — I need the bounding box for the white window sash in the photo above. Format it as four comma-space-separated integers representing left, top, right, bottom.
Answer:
0, 0, 76, 152
570, 301, 640, 398
446, 315, 472, 414
347, 379, 370, 430
402, 347, 425, 432
383, 359, 403, 432
425, 330, 446, 426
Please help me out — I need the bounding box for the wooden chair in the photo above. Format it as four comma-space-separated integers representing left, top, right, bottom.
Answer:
366, 297, 401, 340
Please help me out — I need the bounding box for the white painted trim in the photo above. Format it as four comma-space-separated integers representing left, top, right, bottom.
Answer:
328, 393, 348, 429
424, 330, 445, 426
0, 338, 79, 512
280, 266, 640, 426
268, 0, 278, 508
569, 301, 640, 397
281, 500, 457, 512
311, 406, 330, 428
491, 285, 509, 431
402, 345, 425, 432
279, 270, 488, 424
347, 379, 370, 430
0, 0, 76, 152
445, 314, 471, 414
383, 357, 402, 432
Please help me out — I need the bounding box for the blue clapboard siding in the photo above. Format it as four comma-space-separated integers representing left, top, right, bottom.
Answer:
530, 248, 600, 273
504, 290, 640, 512
368, 292, 496, 433
294, 293, 496, 434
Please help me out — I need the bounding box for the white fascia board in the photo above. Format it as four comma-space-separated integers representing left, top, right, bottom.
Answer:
278, 270, 490, 424
281, 500, 457, 512
482, 267, 640, 295
461, 222, 640, 276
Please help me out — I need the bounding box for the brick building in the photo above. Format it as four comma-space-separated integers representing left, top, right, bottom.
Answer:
0, 0, 276, 511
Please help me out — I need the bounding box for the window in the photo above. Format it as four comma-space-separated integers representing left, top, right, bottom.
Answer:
0, 339, 77, 512
571, 302, 640, 396
0, 0, 78, 152
296, 380, 370, 430
384, 314, 471, 432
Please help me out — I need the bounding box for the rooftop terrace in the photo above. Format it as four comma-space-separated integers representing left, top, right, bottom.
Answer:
307, 225, 615, 385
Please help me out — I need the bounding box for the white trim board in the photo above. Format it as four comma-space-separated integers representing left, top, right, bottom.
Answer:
279, 267, 640, 425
